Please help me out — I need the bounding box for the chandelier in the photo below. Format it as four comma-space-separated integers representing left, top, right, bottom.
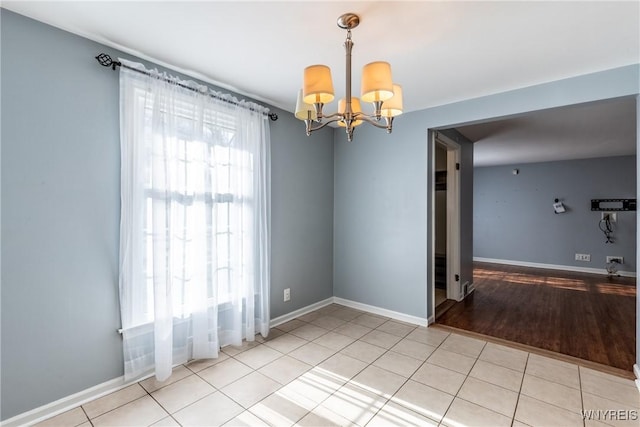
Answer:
295, 13, 403, 142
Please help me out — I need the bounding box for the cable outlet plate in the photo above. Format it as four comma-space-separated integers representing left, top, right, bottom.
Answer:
575, 253, 591, 262
601, 212, 617, 222
606, 256, 623, 264
284, 288, 291, 302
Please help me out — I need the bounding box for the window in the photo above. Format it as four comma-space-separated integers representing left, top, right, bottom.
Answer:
118, 60, 270, 381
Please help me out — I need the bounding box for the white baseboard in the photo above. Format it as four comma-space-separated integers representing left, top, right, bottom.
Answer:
634, 364, 640, 392
427, 315, 435, 325
474, 257, 636, 278
333, 297, 429, 327
270, 297, 334, 328
1, 376, 132, 427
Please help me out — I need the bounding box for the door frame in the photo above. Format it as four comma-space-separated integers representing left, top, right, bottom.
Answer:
431, 131, 462, 317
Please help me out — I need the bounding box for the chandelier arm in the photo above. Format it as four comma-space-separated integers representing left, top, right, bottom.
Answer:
321, 112, 344, 120
357, 115, 391, 130
307, 117, 343, 133
353, 112, 385, 121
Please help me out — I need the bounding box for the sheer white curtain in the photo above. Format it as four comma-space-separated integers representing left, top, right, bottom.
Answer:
118, 59, 270, 381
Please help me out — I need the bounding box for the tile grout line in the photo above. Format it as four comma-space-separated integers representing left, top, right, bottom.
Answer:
422, 330, 461, 426
142, 369, 209, 423
151, 343, 279, 424
510, 352, 530, 427
296, 312, 403, 425
245, 342, 342, 427
445, 339, 527, 423
197, 311, 371, 425
433, 337, 535, 423
80, 382, 159, 424
519, 367, 595, 420
362, 328, 450, 425
189, 352, 271, 424
308, 336, 390, 423
214, 348, 274, 413
86, 394, 152, 425
433, 333, 460, 427
578, 366, 586, 427
356, 330, 421, 426
78, 405, 94, 427
464, 352, 528, 395
140, 316, 456, 424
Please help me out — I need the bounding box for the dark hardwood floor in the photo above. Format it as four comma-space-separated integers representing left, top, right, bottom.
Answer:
437, 262, 636, 371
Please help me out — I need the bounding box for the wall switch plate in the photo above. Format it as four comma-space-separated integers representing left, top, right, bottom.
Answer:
575, 253, 591, 262
606, 256, 623, 264
284, 288, 291, 302
601, 212, 617, 222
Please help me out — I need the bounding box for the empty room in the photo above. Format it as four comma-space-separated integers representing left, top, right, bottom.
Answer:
2, 2, 639, 427
436, 99, 637, 372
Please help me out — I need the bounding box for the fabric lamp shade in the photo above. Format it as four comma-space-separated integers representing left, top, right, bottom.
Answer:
337, 97, 363, 127
303, 65, 335, 104
380, 84, 404, 117
361, 61, 394, 103
295, 89, 318, 120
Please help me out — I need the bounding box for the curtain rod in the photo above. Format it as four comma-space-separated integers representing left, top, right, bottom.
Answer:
95, 53, 278, 121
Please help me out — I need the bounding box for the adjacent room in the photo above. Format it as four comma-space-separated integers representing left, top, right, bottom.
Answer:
2, 2, 639, 427
436, 98, 637, 371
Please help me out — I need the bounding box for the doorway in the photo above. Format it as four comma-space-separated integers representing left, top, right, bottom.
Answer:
433, 97, 637, 372
432, 131, 462, 319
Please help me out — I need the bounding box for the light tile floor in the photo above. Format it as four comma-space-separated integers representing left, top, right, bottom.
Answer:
36, 304, 640, 427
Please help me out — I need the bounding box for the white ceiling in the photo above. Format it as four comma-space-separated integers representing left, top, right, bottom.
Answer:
3, 1, 639, 165
457, 97, 637, 167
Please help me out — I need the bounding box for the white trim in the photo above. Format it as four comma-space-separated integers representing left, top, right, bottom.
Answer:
434, 133, 463, 303
429, 131, 437, 328
427, 315, 435, 325
0, 376, 132, 427
429, 131, 464, 322
445, 140, 462, 302
635, 364, 640, 392
473, 257, 636, 278
269, 297, 334, 328
333, 297, 429, 327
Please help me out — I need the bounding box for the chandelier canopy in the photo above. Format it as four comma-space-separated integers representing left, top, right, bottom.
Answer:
295, 13, 403, 142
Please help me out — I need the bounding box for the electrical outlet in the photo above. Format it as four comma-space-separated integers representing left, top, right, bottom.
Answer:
606, 256, 623, 264
601, 212, 617, 222
575, 253, 591, 262
284, 288, 291, 302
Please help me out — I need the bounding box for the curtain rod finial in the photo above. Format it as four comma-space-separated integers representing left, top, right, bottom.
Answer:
95, 53, 121, 70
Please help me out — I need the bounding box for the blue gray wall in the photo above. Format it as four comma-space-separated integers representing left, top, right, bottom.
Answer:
474, 156, 636, 272
333, 66, 639, 322
0, 9, 333, 420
